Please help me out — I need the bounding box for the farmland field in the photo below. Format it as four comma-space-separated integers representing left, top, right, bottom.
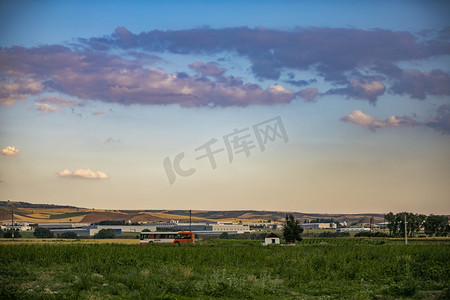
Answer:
1, 239, 449, 299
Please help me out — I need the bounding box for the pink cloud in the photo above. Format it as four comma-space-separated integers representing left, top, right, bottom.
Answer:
35, 103, 61, 113
1, 146, 20, 156
0, 78, 43, 106
38, 96, 81, 107
341, 110, 418, 131
57, 168, 109, 179
297, 88, 318, 102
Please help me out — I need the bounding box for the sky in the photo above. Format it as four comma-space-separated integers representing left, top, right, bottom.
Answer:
0, 0, 449, 214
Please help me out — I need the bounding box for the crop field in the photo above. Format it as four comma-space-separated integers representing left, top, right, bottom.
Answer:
1, 239, 449, 299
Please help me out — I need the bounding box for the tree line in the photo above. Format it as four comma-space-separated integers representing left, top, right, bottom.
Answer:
384, 212, 449, 237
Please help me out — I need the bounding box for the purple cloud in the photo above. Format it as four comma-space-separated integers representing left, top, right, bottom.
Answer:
426, 105, 450, 134
78, 26, 450, 102
390, 69, 450, 100
1, 26, 449, 107
0, 46, 298, 107
189, 61, 226, 77
327, 79, 386, 103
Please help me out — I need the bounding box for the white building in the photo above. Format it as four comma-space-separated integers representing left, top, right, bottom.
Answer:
263, 233, 281, 245
210, 223, 251, 233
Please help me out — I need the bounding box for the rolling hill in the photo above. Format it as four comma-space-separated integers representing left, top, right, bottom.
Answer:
0, 201, 386, 224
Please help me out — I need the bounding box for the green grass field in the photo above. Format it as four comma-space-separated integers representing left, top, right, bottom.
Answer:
1, 239, 449, 299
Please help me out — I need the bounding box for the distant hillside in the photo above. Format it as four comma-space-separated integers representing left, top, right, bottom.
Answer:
0, 201, 77, 209
0, 200, 386, 224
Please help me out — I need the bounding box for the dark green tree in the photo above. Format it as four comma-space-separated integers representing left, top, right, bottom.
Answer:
219, 232, 229, 239
385, 212, 425, 237
424, 215, 449, 237
93, 229, 116, 239
283, 214, 304, 243
384, 212, 396, 235
3, 229, 22, 238
34, 227, 54, 238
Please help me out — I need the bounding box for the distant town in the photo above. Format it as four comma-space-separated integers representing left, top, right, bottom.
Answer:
1, 201, 390, 237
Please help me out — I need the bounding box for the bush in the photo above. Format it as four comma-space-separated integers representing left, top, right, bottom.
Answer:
93, 229, 116, 239
34, 227, 54, 238
355, 231, 389, 238
58, 231, 78, 239
319, 231, 350, 238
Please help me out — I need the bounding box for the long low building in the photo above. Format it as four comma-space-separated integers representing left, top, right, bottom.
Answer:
336, 227, 371, 232
302, 223, 337, 229
47, 222, 251, 237
37, 223, 90, 229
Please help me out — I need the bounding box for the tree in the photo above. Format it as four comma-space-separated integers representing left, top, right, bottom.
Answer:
219, 232, 229, 239
384, 212, 425, 237
58, 231, 78, 239
424, 215, 449, 237
34, 227, 54, 238
3, 229, 22, 238
93, 229, 116, 239
283, 214, 304, 243
384, 212, 396, 235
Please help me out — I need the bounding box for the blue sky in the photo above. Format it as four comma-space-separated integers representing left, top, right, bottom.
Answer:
0, 0, 449, 213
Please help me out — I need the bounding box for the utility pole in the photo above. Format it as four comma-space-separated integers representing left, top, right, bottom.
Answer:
11, 207, 14, 240
404, 214, 408, 245
189, 209, 192, 232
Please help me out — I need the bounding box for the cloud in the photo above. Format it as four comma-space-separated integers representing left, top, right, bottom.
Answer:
35, 102, 61, 112
83, 26, 449, 79
297, 88, 318, 102
1, 146, 20, 156
389, 69, 450, 100
0, 78, 43, 106
426, 105, 450, 134
0, 45, 298, 107
38, 96, 81, 107
57, 168, 109, 179
285, 79, 310, 87
327, 79, 386, 103
189, 61, 226, 77
340, 110, 418, 131
93, 110, 105, 115
105, 137, 121, 143
0, 27, 449, 106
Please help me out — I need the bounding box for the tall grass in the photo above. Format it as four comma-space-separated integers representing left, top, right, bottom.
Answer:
1, 240, 449, 299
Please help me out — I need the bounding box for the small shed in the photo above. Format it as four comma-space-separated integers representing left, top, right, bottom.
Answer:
263, 233, 280, 245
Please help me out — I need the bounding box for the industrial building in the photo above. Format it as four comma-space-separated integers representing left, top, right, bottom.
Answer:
301, 223, 337, 230
44, 222, 251, 237
1, 222, 33, 231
